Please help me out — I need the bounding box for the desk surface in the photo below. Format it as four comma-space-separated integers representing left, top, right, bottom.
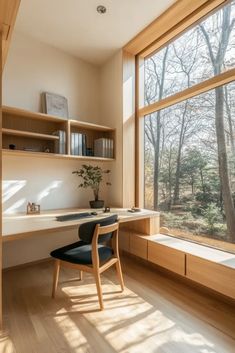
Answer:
3, 208, 159, 241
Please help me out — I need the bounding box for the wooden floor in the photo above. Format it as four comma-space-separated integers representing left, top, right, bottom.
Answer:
1, 255, 235, 353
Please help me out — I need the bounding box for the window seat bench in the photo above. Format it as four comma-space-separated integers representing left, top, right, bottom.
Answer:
119, 229, 235, 300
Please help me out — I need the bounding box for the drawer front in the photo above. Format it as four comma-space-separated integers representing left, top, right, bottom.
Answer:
119, 230, 130, 252
130, 234, 148, 259
186, 254, 235, 299
148, 241, 185, 275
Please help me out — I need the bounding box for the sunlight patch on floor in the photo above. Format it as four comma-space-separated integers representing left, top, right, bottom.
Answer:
0, 334, 16, 353
54, 273, 231, 353
53, 315, 89, 353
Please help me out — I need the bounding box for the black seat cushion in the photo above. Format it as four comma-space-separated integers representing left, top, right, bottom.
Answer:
50, 240, 113, 265
79, 214, 118, 243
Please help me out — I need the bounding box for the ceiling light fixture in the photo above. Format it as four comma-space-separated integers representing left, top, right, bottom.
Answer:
97, 5, 107, 14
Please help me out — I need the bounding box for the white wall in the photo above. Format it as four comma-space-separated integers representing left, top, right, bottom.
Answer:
3, 32, 100, 123
2, 31, 104, 215
2, 32, 131, 268
2, 32, 107, 267
2, 156, 110, 214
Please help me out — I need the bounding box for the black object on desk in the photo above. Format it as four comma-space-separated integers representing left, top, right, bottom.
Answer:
56, 212, 92, 222
128, 207, 141, 213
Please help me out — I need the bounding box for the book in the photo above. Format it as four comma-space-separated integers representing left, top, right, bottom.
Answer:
71, 133, 86, 155
52, 130, 66, 154
94, 138, 113, 158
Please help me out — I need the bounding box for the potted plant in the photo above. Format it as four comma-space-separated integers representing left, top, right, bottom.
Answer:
73, 164, 111, 208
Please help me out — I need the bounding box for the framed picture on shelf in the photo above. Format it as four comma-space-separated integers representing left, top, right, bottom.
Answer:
42, 92, 69, 118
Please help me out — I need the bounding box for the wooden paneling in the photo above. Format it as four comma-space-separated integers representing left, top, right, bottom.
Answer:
2, 23, 9, 41
119, 229, 130, 252
122, 50, 136, 207
186, 254, 235, 299
1, 0, 21, 69
127, 215, 160, 235
148, 241, 185, 276
130, 233, 148, 259
140, 0, 226, 58
124, 0, 226, 56
0, 28, 2, 330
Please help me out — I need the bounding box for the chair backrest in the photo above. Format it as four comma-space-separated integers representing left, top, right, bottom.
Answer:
78, 214, 118, 243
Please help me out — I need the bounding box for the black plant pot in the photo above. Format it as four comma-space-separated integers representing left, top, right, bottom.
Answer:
89, 200, 104, 209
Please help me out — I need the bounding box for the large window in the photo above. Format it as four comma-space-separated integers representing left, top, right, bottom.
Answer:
144, 1, 235, 105
141, 0, 235, 250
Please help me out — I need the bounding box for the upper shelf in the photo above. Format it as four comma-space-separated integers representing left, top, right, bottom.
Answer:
2, 105, 116, 161
2, 105, 68, 123
2, 106, 115, 132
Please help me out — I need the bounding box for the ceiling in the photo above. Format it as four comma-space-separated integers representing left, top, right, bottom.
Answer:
15, 0, 175, 66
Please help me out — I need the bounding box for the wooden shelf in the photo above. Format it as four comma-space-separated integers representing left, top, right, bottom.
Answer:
2, 149, 115, 162
2, 128, 59, 141
69, 119, 114, 132
2, 106, 68, 123
3, 106, 114, 132
2, 106, 116, 161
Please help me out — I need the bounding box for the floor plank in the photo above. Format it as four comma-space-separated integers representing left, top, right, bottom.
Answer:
2, 255, 235, 353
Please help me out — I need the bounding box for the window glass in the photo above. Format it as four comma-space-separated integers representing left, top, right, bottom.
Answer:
144, 82, 235, 248
144, 1, 235, 105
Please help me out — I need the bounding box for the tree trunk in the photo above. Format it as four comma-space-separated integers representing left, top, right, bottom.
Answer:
173, 145, 182, 204
215, 87, 235, 241
93, 188, 99, 201
200, 3, 235, 241
173, 105, 187, 204
200, 168, 205, 194
153, 111, 161, 209
168, 147, 173, 209
224, 85, 235, 158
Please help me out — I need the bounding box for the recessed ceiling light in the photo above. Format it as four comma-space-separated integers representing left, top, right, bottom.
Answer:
97, 5, 107, 14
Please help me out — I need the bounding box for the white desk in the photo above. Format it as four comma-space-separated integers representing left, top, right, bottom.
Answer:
3, 208, 160, 242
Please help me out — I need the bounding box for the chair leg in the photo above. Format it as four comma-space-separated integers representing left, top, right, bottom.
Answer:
79, 270, 83, 281
52, 260, 60, 298
94, 271, 104, 310
116, 260, 124, 291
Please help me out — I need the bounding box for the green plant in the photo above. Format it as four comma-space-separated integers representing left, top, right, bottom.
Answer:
202, 203, 223, 234
72, 164, 111, 201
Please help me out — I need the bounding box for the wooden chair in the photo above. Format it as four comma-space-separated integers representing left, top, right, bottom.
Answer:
50, 215, 124, 310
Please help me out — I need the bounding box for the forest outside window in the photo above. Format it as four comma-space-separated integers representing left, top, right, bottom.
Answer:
141, 0, 235, 250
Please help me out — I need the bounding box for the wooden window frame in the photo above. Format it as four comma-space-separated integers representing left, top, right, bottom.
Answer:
133, 0, 234, 206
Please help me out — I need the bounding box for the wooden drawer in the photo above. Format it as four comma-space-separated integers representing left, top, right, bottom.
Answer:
118, 230, 130, 252
129, 234, 148, 259
186, 254, 235, 299
148, 241, 185, 275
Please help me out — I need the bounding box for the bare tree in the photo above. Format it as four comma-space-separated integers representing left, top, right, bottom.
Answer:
200, 3, 235, 240
145, 47, 169, 209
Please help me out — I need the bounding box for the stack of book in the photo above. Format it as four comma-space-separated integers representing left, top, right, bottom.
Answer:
52, 130, 66, 154
94, 138, 114, 158
71, 132, 86, 155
